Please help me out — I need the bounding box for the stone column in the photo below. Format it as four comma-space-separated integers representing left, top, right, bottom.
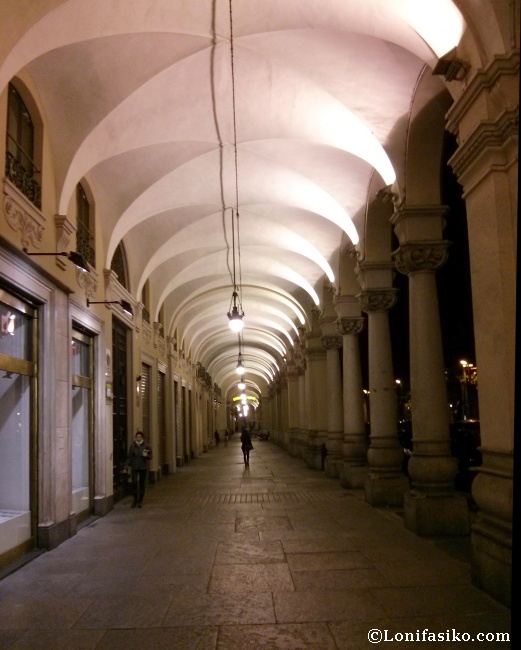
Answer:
393, 226, 470, 536
321, 334, 343, 478
269, 384, 278, 444
335, 302, 367, 488
359, 286, 409, 506
444, 52, 517, 607
280, 372, 289, 449
301, 348, 311, 457
297, 366, 306, 459
293, 335, 306, 459
273, 377, 281, 445
303, 309, 328, 469
286, 349, 301, 457
261, 395, 271, 432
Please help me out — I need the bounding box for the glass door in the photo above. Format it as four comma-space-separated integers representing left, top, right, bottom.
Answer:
112, 319, 129, 500
0, 290, 36, 563
158, 370, 166, 474
140, 362, 151, 440
71, 330, 93, 523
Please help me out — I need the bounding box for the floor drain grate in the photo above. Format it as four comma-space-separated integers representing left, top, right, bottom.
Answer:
160, 490, 344, 505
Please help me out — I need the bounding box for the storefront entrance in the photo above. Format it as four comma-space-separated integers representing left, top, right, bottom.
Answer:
71, 328, 94, 525
0, 289, 36, 566
112, 318, 130, 502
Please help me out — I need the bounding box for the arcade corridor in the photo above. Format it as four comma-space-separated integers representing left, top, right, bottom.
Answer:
0, 0, 516, 611
0, 440, 511, 649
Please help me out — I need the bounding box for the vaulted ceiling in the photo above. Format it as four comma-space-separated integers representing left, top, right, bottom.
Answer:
1, 0, 466, 402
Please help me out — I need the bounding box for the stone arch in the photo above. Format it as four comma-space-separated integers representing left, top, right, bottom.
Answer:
455, 0, 519, 68
403, 69, 452, 206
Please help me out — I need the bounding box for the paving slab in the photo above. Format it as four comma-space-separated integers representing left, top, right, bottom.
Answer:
0, 439, 511, 649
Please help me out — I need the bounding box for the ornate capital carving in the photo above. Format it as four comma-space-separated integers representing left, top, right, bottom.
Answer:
166, 336, 178, 360
337, 317, 365, 336
77, 266, 98, 299
55, 215, 76, 270
142, 321, 152, 347
321, 335, 342, 350
358, 289, 397, 313
287, 365, 301, 380
153, 321, 163, 348
103, 267, 135, 324
393, 242, 450, 275
158, 337, 166, 358
3, 187, 45, 249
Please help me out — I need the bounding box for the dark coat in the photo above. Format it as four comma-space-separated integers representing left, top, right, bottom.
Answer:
240, 430, 253, 451
126, 442, 152, 470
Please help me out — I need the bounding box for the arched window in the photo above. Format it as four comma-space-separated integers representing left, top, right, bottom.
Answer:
141, 281, 150, 325
158, 303, 165, 331
5, 83, 41, 208
110, 242, 129, 291
76, 183, 95, 267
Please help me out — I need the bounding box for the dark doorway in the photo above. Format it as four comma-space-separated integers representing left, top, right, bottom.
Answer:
112, 319, 130, 501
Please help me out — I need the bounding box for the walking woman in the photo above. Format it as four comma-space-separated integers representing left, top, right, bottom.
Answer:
126, 431, 152, 507
240, 427, 253, 468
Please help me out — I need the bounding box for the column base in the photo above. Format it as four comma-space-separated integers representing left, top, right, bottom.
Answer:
94, 495, 113, 517
324, 457, 342, 478
365, 472, 409, 507
340, 463, 367, 488
471, 518, 512, 608
304, 431, 321, 470
469, 450, 513, 607
288, 433, 300, 457
37, 518, 72, 551
404, 490, 470, 536
304, 446, 321, 470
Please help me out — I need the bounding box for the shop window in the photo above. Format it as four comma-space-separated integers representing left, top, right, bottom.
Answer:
0, 290, 36, 561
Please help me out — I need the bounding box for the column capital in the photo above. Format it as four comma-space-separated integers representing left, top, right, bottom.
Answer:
355, 260, 395, 291
445, 51, 519, 188
446, 51, 519, 141
287, 366, 301, 380
358, 288, 397, 313
393, 241, 450, 275
321, 335, 342, 350
390, 204, 448, 244
449, 107, 518, 185
334, 294, 361, 320
337, 317, 365, 336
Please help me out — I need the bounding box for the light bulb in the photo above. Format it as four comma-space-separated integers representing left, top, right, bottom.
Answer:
229, 316, 243, 332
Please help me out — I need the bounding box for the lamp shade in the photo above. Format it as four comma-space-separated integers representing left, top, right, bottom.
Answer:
228, 306, 244, 332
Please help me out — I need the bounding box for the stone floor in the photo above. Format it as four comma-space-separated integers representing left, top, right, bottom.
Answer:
0, 438, 512, 649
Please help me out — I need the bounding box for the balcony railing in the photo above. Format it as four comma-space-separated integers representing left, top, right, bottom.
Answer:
76, 222, 95, 267
5, 151, 41, 209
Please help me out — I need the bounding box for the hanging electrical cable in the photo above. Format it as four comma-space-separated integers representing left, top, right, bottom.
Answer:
226, 0, 244, 333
